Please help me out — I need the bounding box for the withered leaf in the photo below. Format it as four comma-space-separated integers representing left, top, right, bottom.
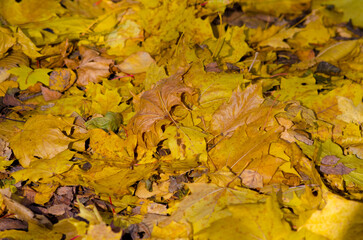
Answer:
321, 155, 340, 165
320, 163, 355, 175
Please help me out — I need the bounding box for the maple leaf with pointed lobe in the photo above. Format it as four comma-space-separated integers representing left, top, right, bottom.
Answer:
128, 72, 195, 146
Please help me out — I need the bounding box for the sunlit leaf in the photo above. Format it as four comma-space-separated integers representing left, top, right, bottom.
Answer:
210, 83, 264, 136
9, 115, 74, 167
8, 65, 51, 90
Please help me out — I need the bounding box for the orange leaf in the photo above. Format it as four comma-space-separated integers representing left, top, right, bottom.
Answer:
210, 83, 264, 136
128, 71, 195, 146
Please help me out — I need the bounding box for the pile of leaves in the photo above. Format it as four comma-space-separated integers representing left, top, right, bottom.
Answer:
0, 0, 363, 239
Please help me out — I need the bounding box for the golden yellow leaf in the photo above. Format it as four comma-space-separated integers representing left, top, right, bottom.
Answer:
241, 0, 310, 17
11, 150, 75, 183
0, 0, 65, 25
86, 83, 127, 115
89, 129, 135, 164
85, 223, 122, 240
9, 115, 75, 167
302, 192, 363, 240
258, 27, 301, 49
33, 182, 59, 205
157, 182, 266, 236
152, 221, 190, 239
337, 96, 363, 124
118, 51, 155, 74
0, 27, 15, 59
290, 17, 332, 47
92, 164, 156, 196
194, 196, 293, 240
160, 125, 208, 171
106, 19, 144, 56
316, 40, 359, 63
0, 81, 18, 97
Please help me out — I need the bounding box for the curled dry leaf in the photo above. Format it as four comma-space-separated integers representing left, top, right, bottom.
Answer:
0, 50, 29, 82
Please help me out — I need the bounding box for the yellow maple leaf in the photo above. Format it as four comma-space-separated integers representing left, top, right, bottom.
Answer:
11, 150, 75, 183
195, 196, 294, 240
9, 115, 75, 167
86, 82, 127, 115
337, 96, 363, 124
155, 183, 265, 236
89, 128, 135, 164
160, 125, 208, 171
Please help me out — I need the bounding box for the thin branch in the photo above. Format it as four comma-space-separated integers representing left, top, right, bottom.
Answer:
0, 116, 26, 123
248, 52, 259, 72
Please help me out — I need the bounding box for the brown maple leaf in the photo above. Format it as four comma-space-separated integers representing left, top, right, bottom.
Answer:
128, 72, 195, 146
64, 46, 114, 86
210, 83, 264, 136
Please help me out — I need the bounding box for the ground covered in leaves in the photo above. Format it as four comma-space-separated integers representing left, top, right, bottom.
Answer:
0, 0, 363, 239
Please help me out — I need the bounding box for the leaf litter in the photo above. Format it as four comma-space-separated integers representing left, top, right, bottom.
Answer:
0, 0, 363, 239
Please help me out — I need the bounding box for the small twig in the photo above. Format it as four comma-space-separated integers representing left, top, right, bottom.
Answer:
248, 52, 259, 72
110, 74, 134, 80
0, 116, 26, 123
108, 196, 116, 214
269, 73, 288, 78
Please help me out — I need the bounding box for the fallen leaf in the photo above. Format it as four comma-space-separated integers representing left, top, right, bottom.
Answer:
129, 72, 195, 146
210, 83, 264, 136
69, 46, 113, 86
8, 65, 51, 91
41, 86, 62, 101
159, 183, 266, 234
9, 115, 75, 167
118, 51, 155, 74
337, 96, 363, 124
302, 191, 363, 240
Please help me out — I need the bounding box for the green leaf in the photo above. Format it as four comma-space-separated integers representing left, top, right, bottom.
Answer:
298, 139, 363, 186
8, 65, 51, 90
85, 112, 123, 132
